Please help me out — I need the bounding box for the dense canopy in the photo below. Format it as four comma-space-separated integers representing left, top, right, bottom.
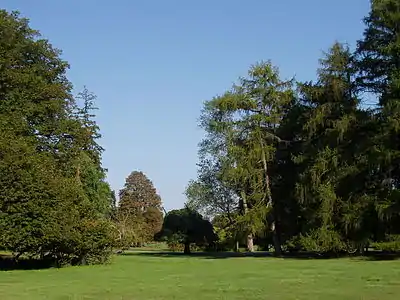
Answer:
1, 0, 400, 265
186, 0, 400, 254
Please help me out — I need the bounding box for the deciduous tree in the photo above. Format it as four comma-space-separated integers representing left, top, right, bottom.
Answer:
119, 171, 163, 242
0, 10, 113, 265
159, 208, 217, 254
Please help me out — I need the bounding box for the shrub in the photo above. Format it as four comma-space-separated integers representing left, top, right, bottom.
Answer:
373, 235, 400, 252
298, 227, 346, 254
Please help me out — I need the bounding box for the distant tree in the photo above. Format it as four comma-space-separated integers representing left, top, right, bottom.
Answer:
143, 207, 164, 239
159, 208, 217, 254
119, 171, 163, 242
119, 171, 162, 212
211, 213, 243, 251
185, 160, 238, 221
112, 209, 148, 250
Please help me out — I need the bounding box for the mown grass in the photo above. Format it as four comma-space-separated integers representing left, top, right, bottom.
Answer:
1, 252, 399, 299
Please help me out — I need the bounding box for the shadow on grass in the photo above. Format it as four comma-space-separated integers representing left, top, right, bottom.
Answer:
0, 255, 54, 271
123, 251, 272, 259
122, 250, 400, 261
362, 252, 400, 261
121, 251, 337, 260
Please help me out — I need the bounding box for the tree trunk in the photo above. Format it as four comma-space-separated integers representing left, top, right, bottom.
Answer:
240, 190, 254, 252
270, 220, 282, 256
260, 137, 282, 256
184, 243, 191, 254
235, 241, 240, 252
79, 256, 87, 266
247, 234, 254, 252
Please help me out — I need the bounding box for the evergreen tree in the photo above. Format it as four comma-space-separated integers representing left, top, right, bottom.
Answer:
294, 43, 368, 252
356, 0, 400, 246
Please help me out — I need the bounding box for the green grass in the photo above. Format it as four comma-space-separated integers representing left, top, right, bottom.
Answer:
1, 253, 400, 299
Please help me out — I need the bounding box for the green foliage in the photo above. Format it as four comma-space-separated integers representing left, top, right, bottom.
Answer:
186, 1, 400, 255
211, 213, 243, 251
112, 209, 149, 249
159, 208, 217, 253
298, 227, 346, 254
165, 233, 185, 252
373, 235, 400, 252
0, 10, 113, 265
192, 61, 295, 253
118, 171, 164, 244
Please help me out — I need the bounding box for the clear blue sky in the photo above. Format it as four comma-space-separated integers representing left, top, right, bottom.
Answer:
3, 0, 370, 211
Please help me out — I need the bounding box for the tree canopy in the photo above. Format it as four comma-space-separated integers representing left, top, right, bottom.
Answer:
0, 10, 114, 265
2, 0, 400, 264
159, 208, 217, 254
117, 171, 164, 245
186, 0, 400, 255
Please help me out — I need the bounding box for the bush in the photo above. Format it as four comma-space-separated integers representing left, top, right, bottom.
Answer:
298, 227, 346, 254
39, 216, 114, 267
373, 235, 400, 252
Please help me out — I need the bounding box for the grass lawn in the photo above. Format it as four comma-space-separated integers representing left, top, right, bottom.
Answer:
1, 253, 400, 299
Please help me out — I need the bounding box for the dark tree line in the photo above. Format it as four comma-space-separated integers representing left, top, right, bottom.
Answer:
186, 0, 400, 255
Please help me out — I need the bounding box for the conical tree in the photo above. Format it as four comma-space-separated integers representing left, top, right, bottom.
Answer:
293, 42, 376, 253
355, 0, 400, 246
119, 171, 163, 241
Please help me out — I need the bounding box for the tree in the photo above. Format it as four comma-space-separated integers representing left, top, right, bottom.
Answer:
355, 0, 400, 248
119, 171, 163, 242
112, 209, 148, 250
143, 206, 164, 239
183, 1, 400, 256
293, 42, 370, 253
185, 159, 238, 222
185, 160, 241, 251
159, 208, 217, 254
194, 61, 294, 254
73, 88, 113, 217
0, 10, 113, 265
119, 171, 162, 212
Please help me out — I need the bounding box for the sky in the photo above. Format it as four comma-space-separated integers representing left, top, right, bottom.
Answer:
2, 0, 371, 211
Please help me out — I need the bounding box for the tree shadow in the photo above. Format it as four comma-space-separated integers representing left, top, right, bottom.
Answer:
122, 250, 400, 261
122, 251, 270, 259
0, 255, 55, 271
122, 251, 336, 260
361, 252, 400, 261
